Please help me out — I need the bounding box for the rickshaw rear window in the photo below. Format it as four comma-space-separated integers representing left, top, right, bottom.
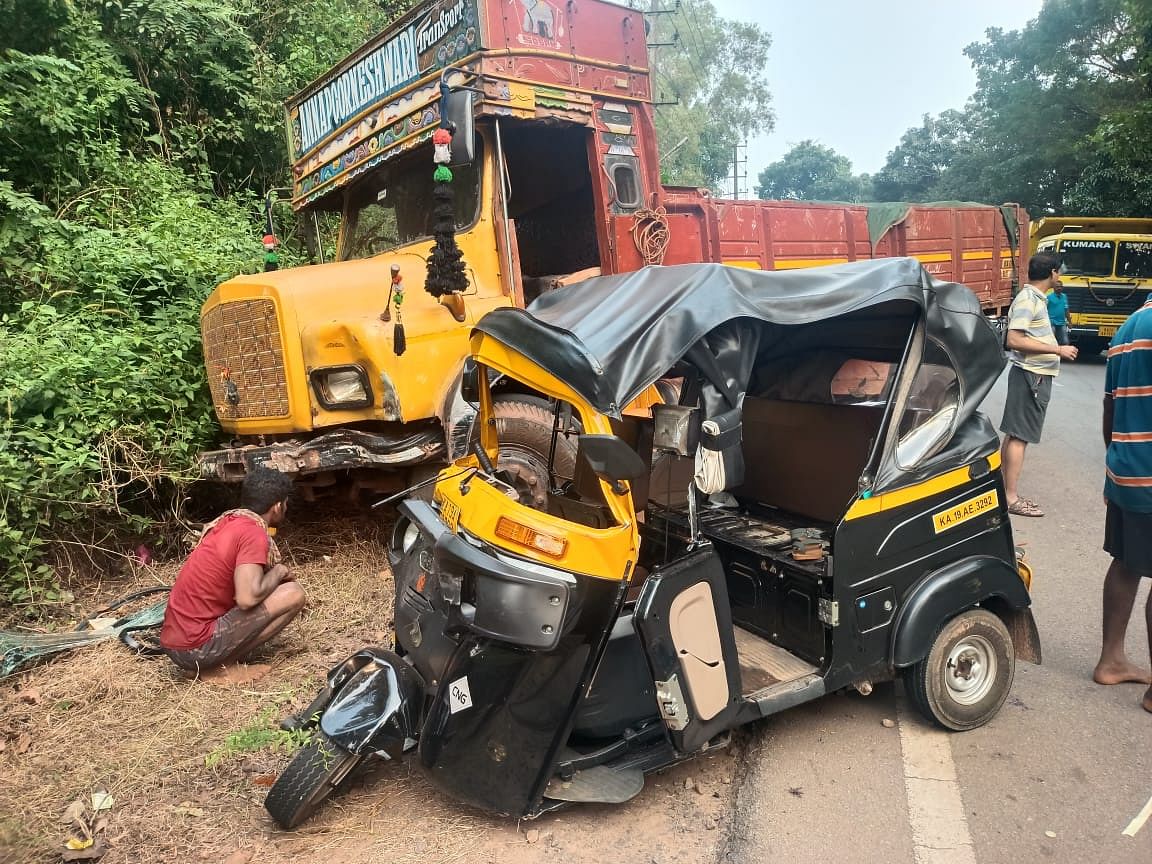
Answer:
831, 359, 896, 405
896, 341, 960, 468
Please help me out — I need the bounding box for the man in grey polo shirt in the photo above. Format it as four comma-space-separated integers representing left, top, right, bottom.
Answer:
1000, 251, 1079, 517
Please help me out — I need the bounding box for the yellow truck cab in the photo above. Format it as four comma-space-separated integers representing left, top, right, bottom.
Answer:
1031, 217, 1152, 355
199, 0, 659, 497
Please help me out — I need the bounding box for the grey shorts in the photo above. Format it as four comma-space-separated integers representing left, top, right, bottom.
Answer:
164, 603, 271, 672
1000, 364, 1053, 444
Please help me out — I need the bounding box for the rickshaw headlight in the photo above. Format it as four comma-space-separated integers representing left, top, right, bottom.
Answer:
495, 517, 568, 558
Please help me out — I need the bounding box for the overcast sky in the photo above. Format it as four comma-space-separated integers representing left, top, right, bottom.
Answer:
706, 0, 1046, 193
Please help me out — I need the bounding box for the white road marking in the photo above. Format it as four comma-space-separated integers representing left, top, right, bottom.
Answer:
1122, 792, 1152, 837
897, 707, 978, 864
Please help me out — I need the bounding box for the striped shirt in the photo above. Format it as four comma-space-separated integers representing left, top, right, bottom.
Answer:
1105, 301, 1152, 511
1006, 284, 1060, 376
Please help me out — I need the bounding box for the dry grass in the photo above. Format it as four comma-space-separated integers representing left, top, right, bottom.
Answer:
0, 507, 501, 864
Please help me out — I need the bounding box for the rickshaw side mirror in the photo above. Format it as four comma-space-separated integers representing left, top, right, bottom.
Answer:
460, 358, 480, 403
441, 87, 475, 167
652, 404, 701, 457
577, 435, 647, 485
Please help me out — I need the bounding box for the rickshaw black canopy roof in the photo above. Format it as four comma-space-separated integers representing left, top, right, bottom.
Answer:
474, 258, 1005, 423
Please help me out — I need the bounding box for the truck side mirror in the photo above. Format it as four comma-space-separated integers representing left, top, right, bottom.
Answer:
577, 435, 647, 485
460, 358, 480, 404
441, 87, 475, 167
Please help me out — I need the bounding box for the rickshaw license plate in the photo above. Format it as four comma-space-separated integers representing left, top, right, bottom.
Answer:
932, 490, 999, 534
1098, 325, 1118, 337
441, 499, 460, 533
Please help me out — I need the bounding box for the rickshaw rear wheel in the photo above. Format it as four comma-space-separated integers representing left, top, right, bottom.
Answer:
264, 732, 365, 829
906, 608, 1014, 731
493, 395, 579, 510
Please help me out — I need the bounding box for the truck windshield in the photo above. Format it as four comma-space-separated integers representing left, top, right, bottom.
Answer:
340, 140, 482, 261
1118, 241, 1152, 279
1059, 239, 1114, 277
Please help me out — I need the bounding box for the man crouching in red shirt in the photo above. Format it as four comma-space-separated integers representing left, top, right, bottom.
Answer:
160, 467, 306, 674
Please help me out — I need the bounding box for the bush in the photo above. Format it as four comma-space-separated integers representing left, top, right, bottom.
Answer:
0, 160, 259, 603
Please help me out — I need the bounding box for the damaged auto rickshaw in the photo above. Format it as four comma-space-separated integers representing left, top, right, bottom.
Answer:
265, 257, 1040, 828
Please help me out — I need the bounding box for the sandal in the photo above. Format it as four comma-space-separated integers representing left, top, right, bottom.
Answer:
1007, 498, 1044, 517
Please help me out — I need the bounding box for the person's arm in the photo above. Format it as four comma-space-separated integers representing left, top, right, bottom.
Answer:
234, 562, 292, 610
230, 524, 292, 609
1103, 394, 1114, 448
1005, 329, 1078, 359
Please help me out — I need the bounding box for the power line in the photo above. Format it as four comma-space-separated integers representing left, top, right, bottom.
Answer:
677, 0, 714, 97
645, 1, 709, 105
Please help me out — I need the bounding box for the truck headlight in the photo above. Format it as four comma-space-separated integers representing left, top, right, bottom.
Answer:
310, 366, 373, 409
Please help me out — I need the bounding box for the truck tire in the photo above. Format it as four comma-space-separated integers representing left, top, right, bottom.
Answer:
264, 733, 365, 830
493, 395, 579, 510
905, 608, 1014, 731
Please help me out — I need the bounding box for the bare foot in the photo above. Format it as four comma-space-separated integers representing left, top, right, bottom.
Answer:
1093, 660, 1152, 686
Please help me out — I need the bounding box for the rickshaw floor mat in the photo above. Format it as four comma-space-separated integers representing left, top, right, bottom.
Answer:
544, 758, 645, 804
733, 626, 818, 696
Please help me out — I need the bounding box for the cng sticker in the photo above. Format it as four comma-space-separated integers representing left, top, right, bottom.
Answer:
448, 675, 473, 714
932, 490, 999, 534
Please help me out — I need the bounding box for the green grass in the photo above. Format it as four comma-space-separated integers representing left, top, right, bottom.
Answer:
204, 705, 313, 768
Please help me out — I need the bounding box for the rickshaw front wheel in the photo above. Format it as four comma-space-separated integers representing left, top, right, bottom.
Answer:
265, 732, 366, 829
906, 609, 1014, 731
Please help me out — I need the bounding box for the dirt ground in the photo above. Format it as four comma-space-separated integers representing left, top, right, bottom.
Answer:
0, 509, 745, 864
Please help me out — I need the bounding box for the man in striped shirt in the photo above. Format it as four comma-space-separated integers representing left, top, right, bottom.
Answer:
1094, 302, 1152, 713
999, 252, 1078, 517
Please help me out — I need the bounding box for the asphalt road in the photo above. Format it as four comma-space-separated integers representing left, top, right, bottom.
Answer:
725, 357, 1152, 864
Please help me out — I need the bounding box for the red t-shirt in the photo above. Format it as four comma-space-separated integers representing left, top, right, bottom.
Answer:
160, 515, 271, 649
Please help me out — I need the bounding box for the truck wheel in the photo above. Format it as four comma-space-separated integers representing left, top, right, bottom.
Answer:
493, 395, 579, 510
905, 609, 1014, 731
264, 733, 365, 830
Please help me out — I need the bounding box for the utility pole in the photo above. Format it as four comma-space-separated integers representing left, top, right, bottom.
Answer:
730, 139, 748, 200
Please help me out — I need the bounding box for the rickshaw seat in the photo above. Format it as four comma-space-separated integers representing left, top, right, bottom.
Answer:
735, 398, 883, 524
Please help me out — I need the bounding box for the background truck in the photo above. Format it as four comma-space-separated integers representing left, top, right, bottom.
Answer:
199, 0, 1027, 499
1030, 217, 1152, 356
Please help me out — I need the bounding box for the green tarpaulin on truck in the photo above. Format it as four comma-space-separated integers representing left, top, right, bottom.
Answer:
862, 201, 1020, 251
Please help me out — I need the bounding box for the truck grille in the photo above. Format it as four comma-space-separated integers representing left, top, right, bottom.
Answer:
201, 299, 290, 419
1066, 285, 1151, 317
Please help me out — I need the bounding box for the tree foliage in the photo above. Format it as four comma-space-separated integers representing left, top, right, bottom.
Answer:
872, 111, 968, 202
642, 0, 775, 190
755, 140, 873, 202
873, 0, 1152, 215
0, 0, 404, 602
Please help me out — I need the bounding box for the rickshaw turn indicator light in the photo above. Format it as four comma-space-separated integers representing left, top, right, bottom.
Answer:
495, 516, 568, 558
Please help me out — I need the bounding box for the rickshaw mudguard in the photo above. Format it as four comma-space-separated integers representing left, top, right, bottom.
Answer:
890, 555, 1036, 668
318, 648, 426, 757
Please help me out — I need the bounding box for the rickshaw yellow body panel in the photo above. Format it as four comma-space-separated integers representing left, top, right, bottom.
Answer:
430, 333, 640, 582
844, 452, 1003, 521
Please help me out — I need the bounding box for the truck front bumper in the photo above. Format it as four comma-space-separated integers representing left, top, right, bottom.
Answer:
199, 426, 445, 481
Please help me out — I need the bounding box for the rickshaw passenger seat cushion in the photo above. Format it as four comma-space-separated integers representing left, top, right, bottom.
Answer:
735, 398, 884, 523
